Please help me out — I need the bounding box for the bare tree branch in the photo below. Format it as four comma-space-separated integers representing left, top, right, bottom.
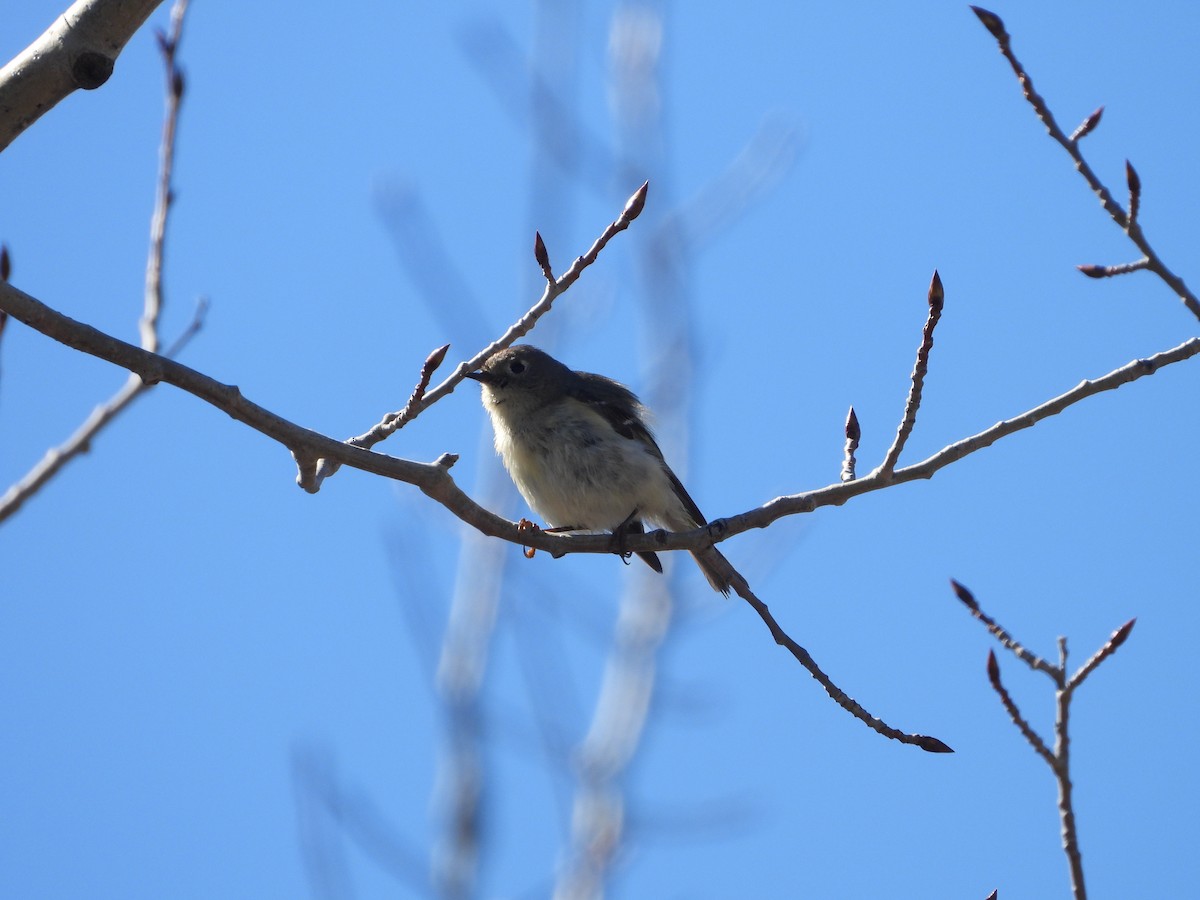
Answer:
304, 182, 649, 491
986, 649, 1056, 768
733, 571, 952, 753
956, 579, 1135, 900
1066, 619, 1135, 692
0, 0, 167, 152
951, 580, 1058, 682
3, 272, 1196, 559
0, 0, 197, 525
971, 5, 1200, 322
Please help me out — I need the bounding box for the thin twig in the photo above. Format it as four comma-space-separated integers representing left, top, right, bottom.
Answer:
878, 271, 943, 477
304, 182, 649, 491
971, 6, 1200, 322
987, 650, 1057, 768
0, 0, 196, 525
0, 299, 206, 524
1067, 619, 1135, 691
300, 343, 450, 490
956, 578, 1134, 900
1054, 637, 1087, 900
141, 0, 187, 353
951, 580, 1059, 681
1076, 259, 1150, 279
733, 572, 952, 753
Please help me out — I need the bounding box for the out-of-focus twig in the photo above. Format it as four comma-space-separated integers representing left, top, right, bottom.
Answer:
0, 245, 10, 385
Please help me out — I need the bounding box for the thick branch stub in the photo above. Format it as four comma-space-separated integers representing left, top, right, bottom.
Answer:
0, 0, 167, 151
70, 50, 114, 89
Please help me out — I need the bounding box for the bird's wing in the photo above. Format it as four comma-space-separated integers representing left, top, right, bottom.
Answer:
568, 372, 708, 527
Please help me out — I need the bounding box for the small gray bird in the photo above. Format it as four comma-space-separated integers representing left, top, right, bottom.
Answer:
465, 345, 735, 594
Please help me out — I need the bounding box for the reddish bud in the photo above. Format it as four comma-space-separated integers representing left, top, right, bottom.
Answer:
951, 579, 978, 611
1070, 106, 1104, 142
624, 181, 649, 221
845, 407, 860, 442
534, 230, 550, 268
1125, 160, 1141, 196
1077, 264, 1109, 279
986, 649, 1000, 686
970, 6, 1008, 41
928, 270, 944, 312
918, 735, 955, 754
0, 244, 10, 282
1108, 617, 1136, 651
426, 342, 450, 373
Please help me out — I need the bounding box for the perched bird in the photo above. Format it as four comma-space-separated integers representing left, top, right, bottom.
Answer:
465, 345, 736, 594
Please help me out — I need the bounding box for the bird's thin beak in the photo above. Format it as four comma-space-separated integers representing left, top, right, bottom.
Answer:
464, 370, 492, 384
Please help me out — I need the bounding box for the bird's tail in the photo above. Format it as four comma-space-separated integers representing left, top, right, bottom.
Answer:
692, 546, 738, 596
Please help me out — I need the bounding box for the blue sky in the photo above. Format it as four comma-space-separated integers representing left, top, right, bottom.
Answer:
2, 2, 1198, 898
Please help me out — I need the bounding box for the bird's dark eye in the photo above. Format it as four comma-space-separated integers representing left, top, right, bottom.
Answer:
508, 360, 526, 374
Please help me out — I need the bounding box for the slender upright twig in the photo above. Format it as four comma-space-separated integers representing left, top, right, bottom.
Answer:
878, 272, 944, 477
0, 0, 200, 525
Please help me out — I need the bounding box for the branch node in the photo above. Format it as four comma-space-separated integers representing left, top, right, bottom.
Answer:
71, 51, 115, 90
